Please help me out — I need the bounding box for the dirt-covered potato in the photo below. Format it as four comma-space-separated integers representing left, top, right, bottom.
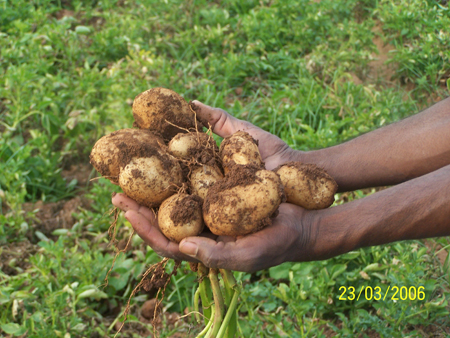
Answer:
219, 131, 263, 173
274, 162, 338, 210
190, 165, 223, 200
132, 87, 197, 139
158, 193, 204, 243
203, 167, 284, 236
118, 154, 183, 208
168, 132, 218, 164
89, 129, 164, 185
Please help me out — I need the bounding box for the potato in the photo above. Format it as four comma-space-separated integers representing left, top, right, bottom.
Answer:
158, 193, 204, 243
132, 87, 197, 139
168, 132, 218, 162
190, 165, 223, 200
219, 131, 263, 173
274, 162, 338, 210
90, 129, 164, 185
119, 154, 183, 208
203, 167, 284, 236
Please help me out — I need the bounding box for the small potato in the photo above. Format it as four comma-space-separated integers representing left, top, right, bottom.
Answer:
275, 162, 338, 210
219, 131, 263, 173
119, 154, 183, 208
158, 193, 204, 243
90, 129, 164, 185
132, 87, 197, 139
190, 165, 223, 200
168, 132, 218, 162
203, 168, 284, 236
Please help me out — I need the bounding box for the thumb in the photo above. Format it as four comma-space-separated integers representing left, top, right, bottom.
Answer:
191, 100, 244, 138
179, 236, 231, 269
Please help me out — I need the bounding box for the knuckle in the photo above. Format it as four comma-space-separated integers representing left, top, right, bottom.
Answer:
203, 251, 218, 268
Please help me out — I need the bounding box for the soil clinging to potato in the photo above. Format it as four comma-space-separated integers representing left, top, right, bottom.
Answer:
169, 194, 203, 226
274, 162, 334, 182
132, 88, 197, 140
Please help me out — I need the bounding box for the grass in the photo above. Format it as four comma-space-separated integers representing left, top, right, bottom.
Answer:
1, 0, 449, 337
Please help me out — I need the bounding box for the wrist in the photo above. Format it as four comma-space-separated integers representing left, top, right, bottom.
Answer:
304, 207, 357, 261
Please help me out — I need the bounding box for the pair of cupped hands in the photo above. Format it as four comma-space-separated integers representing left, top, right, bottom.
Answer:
112, 101, 313, 273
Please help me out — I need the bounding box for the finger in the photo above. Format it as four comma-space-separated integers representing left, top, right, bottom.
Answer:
125, 209, 198, 262
112, 193, 155, 221
179, 233, 285, 273
192, 100, 248, 138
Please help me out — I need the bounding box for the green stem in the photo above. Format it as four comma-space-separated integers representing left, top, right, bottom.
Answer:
219, 269, 239, 338
208, 268, 224, 338
196, 306, 215, 338
216, 288, 240, 338
194, 287, 201, 324
198, 264, 212, 322
219, 269, 233, 305
219, 269, 237, 289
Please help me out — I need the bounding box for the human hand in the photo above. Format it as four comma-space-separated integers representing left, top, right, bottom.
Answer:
112, 102, 309, 272
112, 192, 316, 272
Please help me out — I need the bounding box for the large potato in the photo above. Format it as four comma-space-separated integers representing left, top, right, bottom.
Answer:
119, 154, 183, 208
275, 162, 338, 210
89, 128, 164, 185
132, 87, 197, 139
190, 165, 223, 200
158, 193, 204, 243
219, 131, 263, 173
203, 168, 284, 236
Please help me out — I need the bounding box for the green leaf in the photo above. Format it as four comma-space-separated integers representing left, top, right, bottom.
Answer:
1, 323, 27, 336
77, 289, 108, 299
75, 26, 91, 34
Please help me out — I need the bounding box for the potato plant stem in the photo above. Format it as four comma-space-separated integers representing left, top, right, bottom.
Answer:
219, 269, 239, 338
216, 288, 240, 338
208, 268, 224, 338
198, 264, 212, 322
196, 306, 215, 338
194, 288, 201, 324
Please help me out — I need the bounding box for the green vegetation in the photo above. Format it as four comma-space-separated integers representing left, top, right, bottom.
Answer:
1, 0, 449, 337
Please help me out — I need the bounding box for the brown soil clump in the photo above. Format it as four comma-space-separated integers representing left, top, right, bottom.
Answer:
169, 194, 203, 226
140, 298, 161, 320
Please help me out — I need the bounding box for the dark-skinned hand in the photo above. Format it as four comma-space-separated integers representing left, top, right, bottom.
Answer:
112, 101, 314, 272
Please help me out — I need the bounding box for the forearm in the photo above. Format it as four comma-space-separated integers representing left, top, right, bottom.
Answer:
309, 164, 450, 260
297, 97, 450, 192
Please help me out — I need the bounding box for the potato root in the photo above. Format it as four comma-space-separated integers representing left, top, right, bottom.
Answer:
168, 132, 218, 164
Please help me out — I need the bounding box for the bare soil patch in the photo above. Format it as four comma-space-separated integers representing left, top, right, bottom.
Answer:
0, 240, 37, 275
61, 163, 93, 188
23, 196, 91, 238
367, 27, 396, 83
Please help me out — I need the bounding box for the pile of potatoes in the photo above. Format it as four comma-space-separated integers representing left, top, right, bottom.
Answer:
90, 88, 338, 243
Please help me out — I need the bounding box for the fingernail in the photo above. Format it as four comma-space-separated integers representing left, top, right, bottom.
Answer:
180, 241, 198, 257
